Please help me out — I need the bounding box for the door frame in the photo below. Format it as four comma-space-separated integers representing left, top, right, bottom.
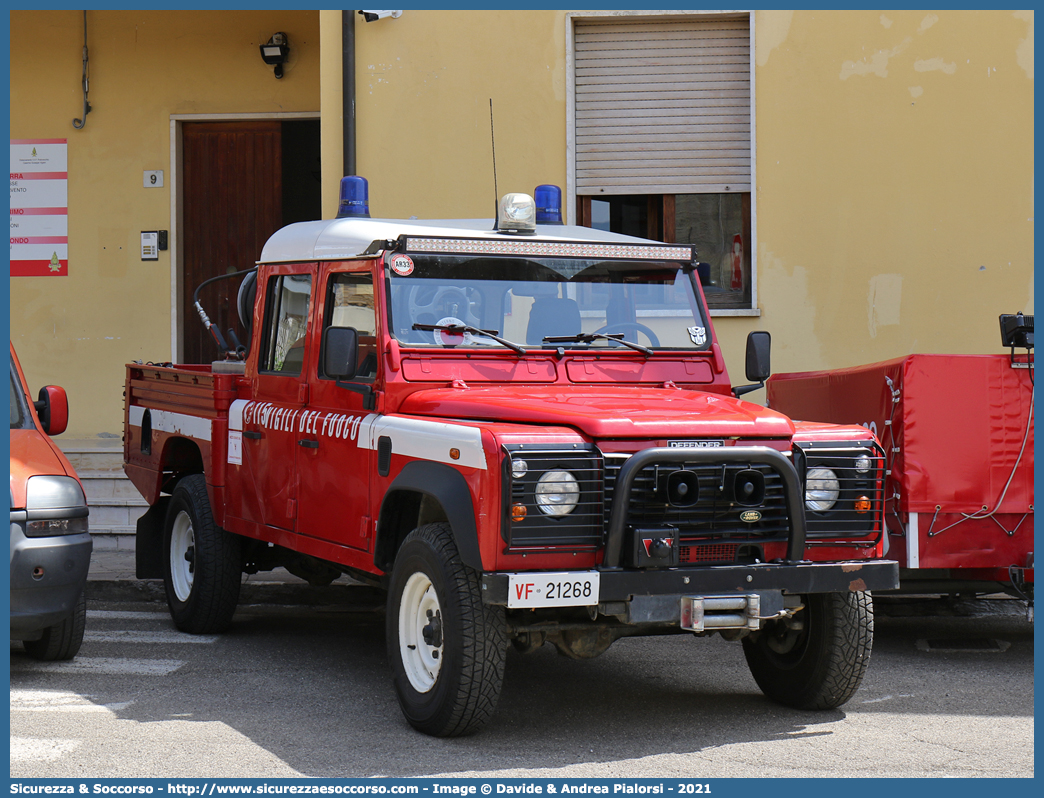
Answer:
168, 112, 320, 364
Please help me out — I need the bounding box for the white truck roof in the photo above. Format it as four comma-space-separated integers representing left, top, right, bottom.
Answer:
258, 216, 676, 264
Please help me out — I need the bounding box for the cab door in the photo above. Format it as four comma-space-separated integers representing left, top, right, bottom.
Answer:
294, 264, 379, 551
239, 264, 317, 532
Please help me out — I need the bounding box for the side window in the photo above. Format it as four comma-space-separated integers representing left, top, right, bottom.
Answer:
322, 272, 377, 381
260, 274, 313, 375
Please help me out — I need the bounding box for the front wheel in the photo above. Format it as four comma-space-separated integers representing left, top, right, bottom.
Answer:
163, 474, 241, 634
387, 523, 507, 737
742, 591, 873, 710
23, 591, 86, 661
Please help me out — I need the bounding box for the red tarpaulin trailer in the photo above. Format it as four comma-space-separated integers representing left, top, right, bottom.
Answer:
769, 353, 1033, 597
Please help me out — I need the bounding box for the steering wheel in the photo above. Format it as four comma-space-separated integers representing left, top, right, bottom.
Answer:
406, 286, 481, 342
592, 322, 660, 348
408, 287, 480, 326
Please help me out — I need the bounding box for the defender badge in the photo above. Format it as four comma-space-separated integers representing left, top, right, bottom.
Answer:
687, 326, 707, 346
740, 510, 762, 523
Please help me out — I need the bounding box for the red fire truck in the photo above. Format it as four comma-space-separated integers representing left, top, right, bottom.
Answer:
124, 182, 897, 736
768, 321, 1033, 609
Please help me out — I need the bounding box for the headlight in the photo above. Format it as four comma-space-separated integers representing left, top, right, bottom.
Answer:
26, 476, 86, 511
510, 459, 529, 479
24, 475, 89, 537
535, 470, 580, 516
805, 467, 840, 512
854, 454, 872, 474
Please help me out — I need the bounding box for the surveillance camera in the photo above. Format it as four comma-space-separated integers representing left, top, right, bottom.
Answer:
359, 10, 402, 23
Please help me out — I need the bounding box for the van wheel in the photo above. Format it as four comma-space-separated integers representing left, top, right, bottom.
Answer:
387, 523, 507, 737
163, 474, 241, 634
742, 591, 873, 710
24, 591, 86, 661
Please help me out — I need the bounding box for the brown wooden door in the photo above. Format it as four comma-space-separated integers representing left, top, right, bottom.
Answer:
182, 121, 282, 364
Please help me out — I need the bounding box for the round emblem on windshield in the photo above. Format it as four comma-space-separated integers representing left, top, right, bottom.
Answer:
740, 510, 762, 523
390, 254, 415, 276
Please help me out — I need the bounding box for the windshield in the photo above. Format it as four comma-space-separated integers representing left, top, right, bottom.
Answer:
385, 254, 711, 352
10, 355, 32, 431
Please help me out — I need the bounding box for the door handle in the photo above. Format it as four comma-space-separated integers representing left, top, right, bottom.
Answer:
243, 431, 262, 440
298, 439, 319, 449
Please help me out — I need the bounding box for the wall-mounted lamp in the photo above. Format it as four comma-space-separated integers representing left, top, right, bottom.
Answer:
359, 10, 402, 23
260, 32, 290, 79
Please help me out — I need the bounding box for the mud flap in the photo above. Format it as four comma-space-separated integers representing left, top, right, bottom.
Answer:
135, 497, 170, 579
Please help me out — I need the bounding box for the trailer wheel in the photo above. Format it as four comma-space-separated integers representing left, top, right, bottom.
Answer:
163, 474, 241, 634
742, 591, 873, 710
387, 523, 506, 737
23, 591, 86, 661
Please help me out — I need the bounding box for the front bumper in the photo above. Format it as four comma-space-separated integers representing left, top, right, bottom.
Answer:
481, 559, 899, 611
9, 516, 92, 637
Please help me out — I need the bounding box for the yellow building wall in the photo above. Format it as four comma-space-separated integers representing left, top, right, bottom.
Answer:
344, 9, 1033, 395
9, 10, 321, 438
753, 9, 1034, 378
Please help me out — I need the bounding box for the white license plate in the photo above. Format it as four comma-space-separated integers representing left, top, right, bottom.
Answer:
507, 571, 600, 608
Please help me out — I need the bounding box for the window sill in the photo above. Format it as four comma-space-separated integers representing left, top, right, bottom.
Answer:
709, 308, 761, 317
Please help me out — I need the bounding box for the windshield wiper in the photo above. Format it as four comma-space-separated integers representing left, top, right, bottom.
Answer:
413, 323, 527, 355
543, 332, 653, 357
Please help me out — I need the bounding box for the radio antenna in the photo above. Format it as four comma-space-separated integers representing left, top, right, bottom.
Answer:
489, 99, 499, 225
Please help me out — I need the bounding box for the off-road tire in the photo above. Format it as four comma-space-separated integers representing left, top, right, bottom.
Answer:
387, 523, 507, 737
23, 590, 86, 661
742, 591, 873, 710
163, 473, 242, 634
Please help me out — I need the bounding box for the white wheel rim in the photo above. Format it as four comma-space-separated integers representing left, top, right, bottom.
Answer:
169, 510, 195, 603
398, 572, 443, 693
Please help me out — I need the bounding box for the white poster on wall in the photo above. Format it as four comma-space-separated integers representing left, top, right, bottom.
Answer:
10, 138, 69, 276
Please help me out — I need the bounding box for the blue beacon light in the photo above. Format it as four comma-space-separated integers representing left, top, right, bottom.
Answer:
534, 184, 563, 224
336, 176, 370, 218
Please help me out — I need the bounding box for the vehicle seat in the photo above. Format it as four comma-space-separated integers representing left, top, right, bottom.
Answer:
526, 298, 582, 345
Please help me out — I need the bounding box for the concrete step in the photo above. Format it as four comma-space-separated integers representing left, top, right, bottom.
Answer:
90, 528, 138, 550
57, 440, 144, 543
88, 503, 147, 529
57, 439, 125, 473
78, 470, 145, 501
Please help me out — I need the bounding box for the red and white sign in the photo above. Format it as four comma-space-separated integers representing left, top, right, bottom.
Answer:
10, 139, 68, 277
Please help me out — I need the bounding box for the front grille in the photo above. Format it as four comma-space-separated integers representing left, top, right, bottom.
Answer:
603, 455, 791, 541
680, 543, 739, 564
504, 446, 603, 549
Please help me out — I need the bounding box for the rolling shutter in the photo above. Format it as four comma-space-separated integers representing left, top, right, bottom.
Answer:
574, 16, 751, 196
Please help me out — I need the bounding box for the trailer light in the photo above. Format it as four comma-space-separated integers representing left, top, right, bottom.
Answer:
511, 503, 527, 522
854, 496, 872, 514
497, 193, 537, 234
805, 467, 840, 512
855, 454, 872, 474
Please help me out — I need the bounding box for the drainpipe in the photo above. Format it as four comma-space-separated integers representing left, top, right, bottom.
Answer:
341, 10, 356, 177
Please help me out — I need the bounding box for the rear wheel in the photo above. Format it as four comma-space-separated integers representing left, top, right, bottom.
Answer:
23, 591, 86, 661
387, 523, 507, 737
742, 591, 873, 710
163, 474, 241, 634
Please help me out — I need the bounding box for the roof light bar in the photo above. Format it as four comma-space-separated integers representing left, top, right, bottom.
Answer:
405, 237, 694, 261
